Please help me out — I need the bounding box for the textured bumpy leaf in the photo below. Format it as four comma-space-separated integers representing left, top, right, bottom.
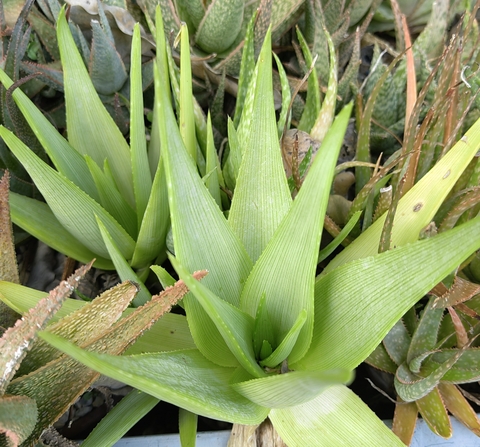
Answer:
0, 127, 136, 260
240, 104, 353, 365
19, 281, 138, 375
0, 263, 91, 393
38, 339, 270, 425
0, 173, 19, 288
0, 175, 21, 335
10, 274, 198, 444
297, 215, 480, 371
195, 0, 244, 53
270, 385, 404, 446
0, 281, 196, 354
228, 31, 292, 262
155, 7, 252, 367
232, 369, 352, 409
325, 117, 480, 272
57, 7, 135, 206
0, 395, 37, 446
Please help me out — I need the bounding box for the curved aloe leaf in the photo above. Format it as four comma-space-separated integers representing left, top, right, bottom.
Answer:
0, 127, 135, 260
8, 192, 113, 269
0, 69, 99, 200
38, 336, 270, 425
232, 369, 352, 409
297, 215, 480, 371
57, 7, 135, 207
240, 103, 353, 365
270, 385, 404, 446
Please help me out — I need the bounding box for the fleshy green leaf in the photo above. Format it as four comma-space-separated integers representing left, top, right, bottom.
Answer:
57, 7, 134, 206
179, 23, 196, 163
81, 390, 159, 447
240, 103, 353, 365
270, 385, 404, 446
96, 218, 151, 307
155, 6, 252, 367
179, 408, 198, 447
38, 337, 269, 425
0, 69, 99, 200
85, 156, 137, 238
260, 310, 307, 368
232, 369, 352, 409
326, 117, 480, 272
228, 30, 292, 262
0, 127, 135, 260
297, 215, 480, 371
130, 24, 153, 225
130, 156, 169, 269
170, 256, 264, 378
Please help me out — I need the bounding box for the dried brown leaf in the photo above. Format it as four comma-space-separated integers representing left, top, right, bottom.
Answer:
432, 276, 480, 308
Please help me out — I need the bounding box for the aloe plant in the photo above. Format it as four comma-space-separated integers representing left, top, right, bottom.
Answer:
22, 7, 480, 445
0, 169, 205, 445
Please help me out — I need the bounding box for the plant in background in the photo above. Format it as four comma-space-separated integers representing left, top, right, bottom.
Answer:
367, 285, 480, 445
27, 7, 480, 445
0, 3, 172, 305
